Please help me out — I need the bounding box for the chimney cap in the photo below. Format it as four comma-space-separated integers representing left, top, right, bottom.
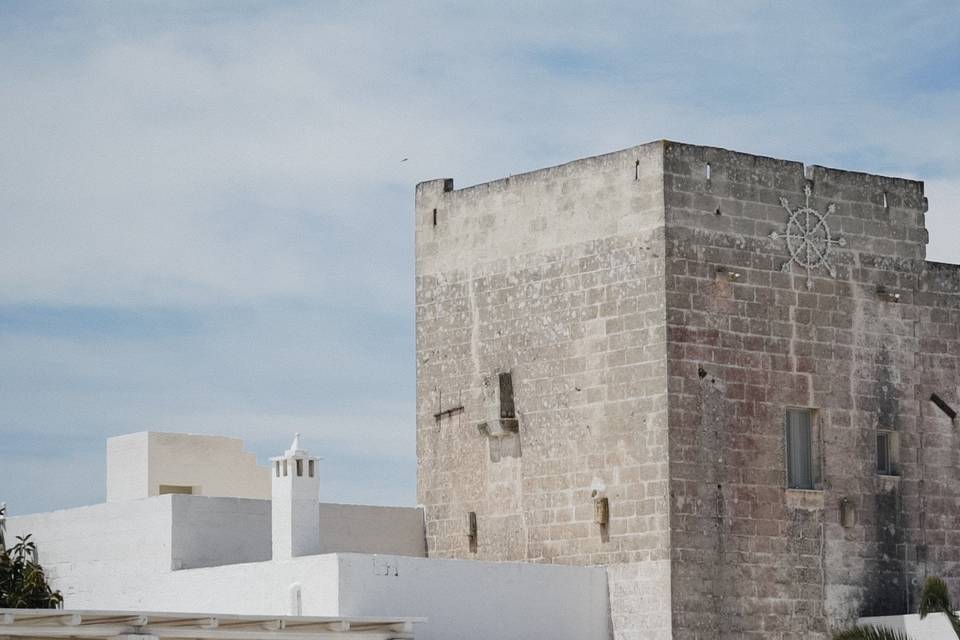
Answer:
287, 433, 303, 455
270, 433, 319, 462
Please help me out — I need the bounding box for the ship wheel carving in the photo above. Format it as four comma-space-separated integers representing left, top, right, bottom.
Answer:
769, 184, 846, 290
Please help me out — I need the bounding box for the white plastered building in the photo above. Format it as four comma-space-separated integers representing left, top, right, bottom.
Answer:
106, 432, 271, 502
5, 432, 610, 640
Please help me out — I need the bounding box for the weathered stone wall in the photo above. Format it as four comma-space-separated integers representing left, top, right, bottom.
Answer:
416, 140, 960, 639
914, 262, 960, 604
415, 142, 673, 639
662, 141, 959, 639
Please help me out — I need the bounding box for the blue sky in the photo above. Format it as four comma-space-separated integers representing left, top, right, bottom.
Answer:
2, 1, 959, 514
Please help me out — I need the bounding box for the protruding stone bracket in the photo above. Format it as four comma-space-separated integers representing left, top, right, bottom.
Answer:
477, 371, 521, 461
478, 422, 521, 462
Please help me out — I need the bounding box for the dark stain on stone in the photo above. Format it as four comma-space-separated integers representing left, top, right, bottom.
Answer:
863, 489, 906, 616
876, 346, 899, 431
695, 374, 729, 636
863, 345, 907, 615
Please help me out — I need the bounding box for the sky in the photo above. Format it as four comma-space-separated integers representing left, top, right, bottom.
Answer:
2, 1, 959, 515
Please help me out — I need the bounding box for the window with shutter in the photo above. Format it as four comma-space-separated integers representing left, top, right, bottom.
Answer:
785, 409, 815, 489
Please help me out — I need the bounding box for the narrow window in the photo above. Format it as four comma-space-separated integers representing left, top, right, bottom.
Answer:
785, 409, 814, 489
432, 208, 437, 226
498, 372, 515, 419
308, 460, 315, 478
275, 461, 281, 478
876, 431, 892, 475
282, 459, 288, 477
467, 511, 478, 553
296, 459, 303, 477
159, 485, 193, 495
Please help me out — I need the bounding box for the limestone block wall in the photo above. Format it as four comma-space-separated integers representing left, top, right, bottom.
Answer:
661, 141, 959, 639
415, 142, 672, 639
914, 263, 960, 593
416, 140, 960, 639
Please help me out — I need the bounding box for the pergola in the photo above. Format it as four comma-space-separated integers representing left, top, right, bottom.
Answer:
0, 610, 420, 640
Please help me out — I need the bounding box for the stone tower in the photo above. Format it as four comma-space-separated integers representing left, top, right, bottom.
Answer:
271, 433, 320, 560
415, 141, 960, 639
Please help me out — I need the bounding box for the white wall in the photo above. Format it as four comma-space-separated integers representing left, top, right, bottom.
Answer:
9, 494, 425, 581
336, 553, 610, 640
6, 497, 175, 606
168, 498, 425, 566
318, 504, 425, 557
170, 495, 271, 569
859, 612, 959, 639
42, 551, 608, 640
105, 432, 150, 502
107, 432, 271, 502
118, 555, 342, 616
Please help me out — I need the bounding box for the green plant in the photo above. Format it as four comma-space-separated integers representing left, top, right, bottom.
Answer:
919, 577, 960, 638
832, 576, 960, 640
0, 504, 63, 608
832, 625, 911, 640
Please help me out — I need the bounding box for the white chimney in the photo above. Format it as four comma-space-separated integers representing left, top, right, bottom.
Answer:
270, 433, 320, 560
